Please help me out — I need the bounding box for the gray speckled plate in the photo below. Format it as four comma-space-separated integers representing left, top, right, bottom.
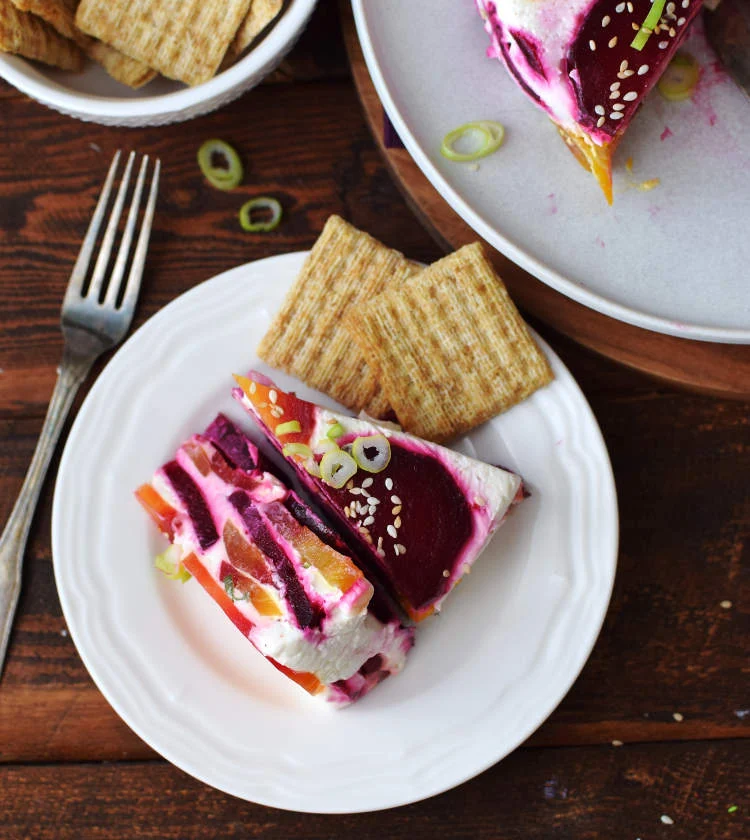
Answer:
353, 0, 750, 343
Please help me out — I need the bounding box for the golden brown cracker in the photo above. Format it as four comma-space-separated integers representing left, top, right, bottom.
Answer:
75, 0, 252, 86
84, 39, 155, 88
0, 0, 83, 69
10, 0, 77, 39
225, 0, 282, 62
257, 215, 419, 417
347, 242, 554, 442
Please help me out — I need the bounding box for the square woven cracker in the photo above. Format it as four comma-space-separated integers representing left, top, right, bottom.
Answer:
75, 0, 252, 86
257, 215, 419, 418
346, 242, 554, 442
225, 0, 282, 62
0, 0, 83, 69
11, 0, 156, 87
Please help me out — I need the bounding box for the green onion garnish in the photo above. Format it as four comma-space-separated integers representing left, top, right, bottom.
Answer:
657, 52, 700, 101
154, 546, 191, 583
326, 422, 344, 440
223, 574, 249, 602
631, 0, 667, 51
282, 442, 312, 459
728, 805, 738, 814
239, 197, 283, 232
197, 139, 243, 190
276, 420, 301, 436
440, 120, 505, 162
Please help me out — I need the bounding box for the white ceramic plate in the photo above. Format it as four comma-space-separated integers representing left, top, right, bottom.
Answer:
52, 252, 617, 813
352, 1, 750, 343
0, 0, 316, 126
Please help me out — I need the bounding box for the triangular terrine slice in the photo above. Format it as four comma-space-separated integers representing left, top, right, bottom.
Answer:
233, 375, 524, 622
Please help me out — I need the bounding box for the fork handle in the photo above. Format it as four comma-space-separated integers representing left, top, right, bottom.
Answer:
0, 349, 93, 678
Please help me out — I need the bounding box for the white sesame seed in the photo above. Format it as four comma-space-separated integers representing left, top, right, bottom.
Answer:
720, 600, 732, 609
627, 1, 633, 10
395, 544, 406, 554
361, 477, 373, 488
613, 103, 625, 110
387, 524, 398, 539
608, 36, 618, 47
609, 90, 621, 99
463, 564, 471, 575
385, 477, 393, 491
248, 381, 257, 394
623, 91, 638, 101
681, 0, 689, 7
677, 16, 685, 24
661, 815, 674, 825
612, 739, 624, 747
349, 486, 361, 495
610, 111, 624, 119
393, 544, 402, 556
597, 116, 605, 127
610, 81, 621, 90
363, 515, 375, 526
376, 547, 385, 558
442, 570, 450, 578
622, 69, 635, 77
638, 64, 649, 75
615, 1, 625, 10
346, 480, 354, 490
595, 104, 605, 115
367, 496, 379, 506
268, 389, 277, 404
369, 505, 377, 515
589, 39, 596, 51
658, 40, 669, 48
673, 712, 684, 722
666, 2, 675, 12
632, 21, 641, 30
602, 15, 611, 26
620, 60, 628, 72
391, 505, 402, 515
390, 495, 401, 505
394, 516, 402, 529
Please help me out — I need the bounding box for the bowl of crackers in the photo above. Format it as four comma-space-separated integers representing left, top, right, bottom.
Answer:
0, 0, 317, 126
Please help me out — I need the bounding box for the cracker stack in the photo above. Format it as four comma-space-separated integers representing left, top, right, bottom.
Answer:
257, 220, 554, 443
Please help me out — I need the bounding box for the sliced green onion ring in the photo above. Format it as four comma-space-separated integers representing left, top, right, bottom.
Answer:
320, 449, 358, 489
351, 434, 391, 473
631, 0, 667, 51
223, 574, 249, 602
197, 139, 243, 190
441, 120, 505, 162
239, 197, 283, 232
656, 52, 699, 101
276, 420, 301, 436
154, 546, 191, 582
283, 442, 312, 459
326, 422, 345, 440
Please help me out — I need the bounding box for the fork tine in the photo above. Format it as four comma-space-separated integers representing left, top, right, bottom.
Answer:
62, 150, 121, 307
102, 155, 149, 309
119, 158, 160, 320
86, 150, 136, 303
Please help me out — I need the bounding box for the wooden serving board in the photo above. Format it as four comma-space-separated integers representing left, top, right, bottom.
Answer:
341, 7, 750, 400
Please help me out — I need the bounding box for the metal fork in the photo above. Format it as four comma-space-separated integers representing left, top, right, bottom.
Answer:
0, 151, 160, 678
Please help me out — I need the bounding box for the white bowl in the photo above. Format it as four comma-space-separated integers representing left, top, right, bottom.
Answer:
0, 0, 318, 126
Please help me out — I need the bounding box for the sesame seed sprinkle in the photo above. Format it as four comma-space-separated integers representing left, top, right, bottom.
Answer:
609, 90, 621, 99
387, 524, 398, 539
673, 712, 684, 721
392, 505, 402, 515
589, 39, 596, 51
367, 496, 379, 506
595, 104, 605, 115
612, 739, 624, 747
385, 477, 393, 491
658, 40, 669, 48
610, 81, 621, 90
377, 536, 383, 550
248, 382, 256, 394
627, 1, 633, 10
394, 516, 402, 529
632, 21, 641, 29
623, 91, 637, 101
363, 515, 375, 526
613, 103, 625, 111
638, 64, 649, 75
369, 505, 377, 515
349, 486, 361, 495
361, 477, 373, 488
615, 1, 625, 10
720, 599, 732, 609
390, 495, 401, 505
682, 0, 689, 6
442, 570, 450, 578
620, 60, 628, 72
666, 1, 675, 12
608, 36, 618, 47
393, 545, 402, 556
610, 111, 624, 119
622, 69, 635, 77
268, 390, 277, 404
661, 815, 674, 826
602, 15, 610, 26
395, 544, 406, 555
597, 116, 605, 127
677, 16, 685, 24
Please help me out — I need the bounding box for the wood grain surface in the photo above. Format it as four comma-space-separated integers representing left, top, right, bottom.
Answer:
341, 6, 750, 400
0, 0, 747, 834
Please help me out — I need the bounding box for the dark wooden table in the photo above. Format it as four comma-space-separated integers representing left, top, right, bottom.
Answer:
0, 3, 747, 837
